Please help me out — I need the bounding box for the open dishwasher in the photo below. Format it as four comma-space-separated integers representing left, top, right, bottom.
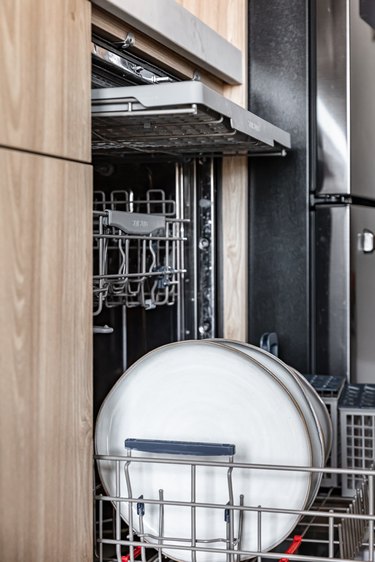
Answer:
91, 34, 289, 412
91, 37, 375, 562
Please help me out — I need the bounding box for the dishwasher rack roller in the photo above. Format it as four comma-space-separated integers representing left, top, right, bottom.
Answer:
93, 189, 187, 315
94, 439, 375, 562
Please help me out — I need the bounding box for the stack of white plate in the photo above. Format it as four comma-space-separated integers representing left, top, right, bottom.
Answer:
95, 339, 332, 562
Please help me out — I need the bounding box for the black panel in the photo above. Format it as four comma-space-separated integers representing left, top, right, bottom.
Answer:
313, 207, 332, 374
360, 0, 375, 29
248, 0, 311, 371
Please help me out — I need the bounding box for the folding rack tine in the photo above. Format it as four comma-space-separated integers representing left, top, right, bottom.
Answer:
94, 448, 375, 562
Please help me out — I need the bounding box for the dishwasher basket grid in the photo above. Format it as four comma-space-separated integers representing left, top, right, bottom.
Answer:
93, 189, 187, 315
303, 375, 346, 489
340, 385, 375, 497
94, 439, 375, 562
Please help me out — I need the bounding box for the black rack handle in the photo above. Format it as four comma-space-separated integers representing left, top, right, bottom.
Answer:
124, 438, 235, 457
260, 331, 279, 357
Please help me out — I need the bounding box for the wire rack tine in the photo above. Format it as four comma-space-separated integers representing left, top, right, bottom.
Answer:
95, 453, 375, 562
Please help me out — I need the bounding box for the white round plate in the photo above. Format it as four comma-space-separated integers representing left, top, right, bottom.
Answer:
210, 340, 325, 507
95, 341, 312, 562
291, 368, 333, 461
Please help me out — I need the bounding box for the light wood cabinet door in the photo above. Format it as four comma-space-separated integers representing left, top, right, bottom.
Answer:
0, 148, 93, 562
0, 0, 91, 162
175, 0, 247, 100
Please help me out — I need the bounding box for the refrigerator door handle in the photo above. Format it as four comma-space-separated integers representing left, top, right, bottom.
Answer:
357, 229, 375, 254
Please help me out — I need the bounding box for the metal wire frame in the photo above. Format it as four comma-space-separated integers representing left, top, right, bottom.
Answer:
94, 453, 375, 562
302, 376, 346, 488
93, 189, 187, 315
339, 386, 375, 496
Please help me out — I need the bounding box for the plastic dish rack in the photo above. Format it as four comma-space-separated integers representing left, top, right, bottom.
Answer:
339, 384, 375, 497
94, 438, 375, 562
303, 375, 346, 488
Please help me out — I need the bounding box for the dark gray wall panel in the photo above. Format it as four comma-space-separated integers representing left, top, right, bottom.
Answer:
248, 0, 311, 371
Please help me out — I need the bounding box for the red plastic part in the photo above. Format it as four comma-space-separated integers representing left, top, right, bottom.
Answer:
122, 546, 142, 562
279, 535, 303, 562
120, 536, 302, 562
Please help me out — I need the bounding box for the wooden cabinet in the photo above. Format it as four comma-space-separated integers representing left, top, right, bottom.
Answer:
0, 149, 93, 562
175, 0, 247, 104
1, 1, 93, 557
0, 0, 91, 162
0, 3, 249, 560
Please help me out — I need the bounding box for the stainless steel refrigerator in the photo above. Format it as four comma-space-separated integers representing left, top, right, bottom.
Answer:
248, 0, 375, 383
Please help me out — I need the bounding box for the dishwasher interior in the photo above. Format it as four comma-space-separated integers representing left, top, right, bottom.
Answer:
91, 37, 375, 562
92, 35, 222, 413
93, 154, 217, 413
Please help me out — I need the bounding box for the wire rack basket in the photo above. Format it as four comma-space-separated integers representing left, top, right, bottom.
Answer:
303, 375, 346, 488
94, 439, 375, 562
340, 385, 375, 497
93, 190, 187, 315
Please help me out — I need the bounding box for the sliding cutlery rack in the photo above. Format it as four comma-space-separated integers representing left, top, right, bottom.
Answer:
93, 189, 187, 315
94, 441, 375, 562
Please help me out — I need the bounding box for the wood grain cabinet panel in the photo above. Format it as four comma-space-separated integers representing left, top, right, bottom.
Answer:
0, 1, 91, 162
0, 149, 93, 562
175, 0, 247, 105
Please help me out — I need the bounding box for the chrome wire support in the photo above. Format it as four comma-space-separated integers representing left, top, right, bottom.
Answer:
93, 189, 187, 313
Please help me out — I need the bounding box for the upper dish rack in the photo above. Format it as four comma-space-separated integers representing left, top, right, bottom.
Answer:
93, 189, 186, 315
92, 81, 291, 157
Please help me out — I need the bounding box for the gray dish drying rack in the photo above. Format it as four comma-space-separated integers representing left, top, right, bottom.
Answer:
93, 189, 187, 315
303, 375, 346, 489
339, 385, 375, 497
94, 439, 375, 562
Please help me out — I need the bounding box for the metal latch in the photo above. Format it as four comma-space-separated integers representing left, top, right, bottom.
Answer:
120, 32, 135, 50
358, 228, 375, 254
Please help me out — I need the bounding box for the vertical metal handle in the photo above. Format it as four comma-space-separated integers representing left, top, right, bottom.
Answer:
358, 229, 375, 254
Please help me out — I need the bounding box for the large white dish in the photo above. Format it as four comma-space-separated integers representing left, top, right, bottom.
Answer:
96, 341, 313, 562
291, 368, 333, 461
218, 340, 332, 462
210, 340, 326, 507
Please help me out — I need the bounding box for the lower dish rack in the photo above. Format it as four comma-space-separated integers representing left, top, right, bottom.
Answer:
94, 440, 375, 562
